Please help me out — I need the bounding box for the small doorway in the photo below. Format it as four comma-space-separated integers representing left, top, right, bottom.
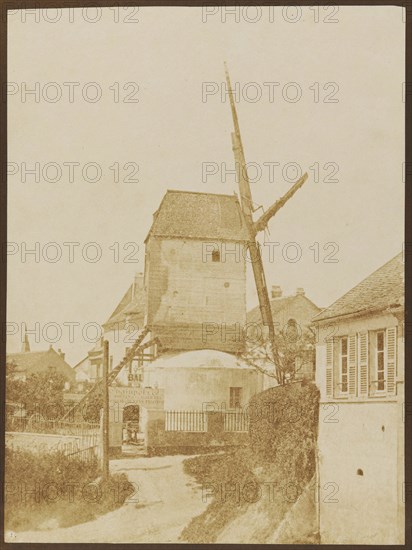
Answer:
122, 404, 140, 444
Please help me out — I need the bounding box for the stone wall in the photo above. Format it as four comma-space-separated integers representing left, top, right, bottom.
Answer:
145, 237, 246, 353
6, 432, 83, 455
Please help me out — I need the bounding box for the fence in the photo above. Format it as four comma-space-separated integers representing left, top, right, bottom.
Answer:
7, 415, 99, 435
165, 410, 207, 432
64, 443, 101, 463
165, 410, 250, 433
224, 411, 249, 432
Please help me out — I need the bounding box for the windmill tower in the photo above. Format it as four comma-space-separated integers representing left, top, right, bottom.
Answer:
224, 63, 309, 382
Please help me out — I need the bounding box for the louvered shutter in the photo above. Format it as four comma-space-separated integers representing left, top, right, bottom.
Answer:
386, 327, 397, 395
358, 332, 369, 396
326, 338, 333, 398
348, 334, 357, 396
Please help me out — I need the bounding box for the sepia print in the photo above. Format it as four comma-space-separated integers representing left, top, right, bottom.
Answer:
4, 4, 405, 545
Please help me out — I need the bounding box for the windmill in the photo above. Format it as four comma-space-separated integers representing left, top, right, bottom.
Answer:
224, 63, 309, 383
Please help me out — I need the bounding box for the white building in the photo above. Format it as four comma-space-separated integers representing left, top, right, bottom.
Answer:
73, 273, 147, 386
313, 253, 404, 544
143, 349, 259, 410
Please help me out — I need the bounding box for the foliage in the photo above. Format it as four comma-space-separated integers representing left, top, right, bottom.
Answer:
6, 363, 69, 420
181, 382, 320, 543
248, 381, 320, 484
243, 322, 316, 385
81, 389, 103, 423
4, 448, 133, 532
5, 362, 27, 404
180, 448, 258, 543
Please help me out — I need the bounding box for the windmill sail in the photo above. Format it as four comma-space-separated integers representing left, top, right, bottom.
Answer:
224, 63, 309, 382
224, 64, 276, 339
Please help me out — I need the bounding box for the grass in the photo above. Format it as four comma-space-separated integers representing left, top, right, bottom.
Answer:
5, 448, 134, 532
180, 382, 320, 543
180, 448, 258, 543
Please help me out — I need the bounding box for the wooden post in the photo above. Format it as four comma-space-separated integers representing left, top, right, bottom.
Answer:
102, 339, 109, 481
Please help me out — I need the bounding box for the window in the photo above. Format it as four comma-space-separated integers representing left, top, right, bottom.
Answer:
339, 337, 348, 394
285, 318, 299, 344
212, 250, 220, 262
376, 330, 385, 391
229, 387, 242, 408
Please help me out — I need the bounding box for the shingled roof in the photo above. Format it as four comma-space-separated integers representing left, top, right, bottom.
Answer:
7, 347, 75, 382
145, 190, 250, 242
313, 252, 404, 322
247, 293, 321, 326
103, 273, 145, 330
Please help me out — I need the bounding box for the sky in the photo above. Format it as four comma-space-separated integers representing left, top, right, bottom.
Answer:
7, 6, 405, 365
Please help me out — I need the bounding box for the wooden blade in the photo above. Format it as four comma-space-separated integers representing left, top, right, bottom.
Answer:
225, 66, 275, 338
254, 173, 308, 234
225, 63, 309, 383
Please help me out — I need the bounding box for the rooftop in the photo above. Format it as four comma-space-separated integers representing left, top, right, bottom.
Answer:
145, 189, 250, 242
7, 346, 74, 378
247, 292, 321, 325
146, 349, 254, 370
313, 252, 404, 322
103, 274, 145, 330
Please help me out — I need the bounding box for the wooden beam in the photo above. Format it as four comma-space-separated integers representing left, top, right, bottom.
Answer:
254, 173, 308, 234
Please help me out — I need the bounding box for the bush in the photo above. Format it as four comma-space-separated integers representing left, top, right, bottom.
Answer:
181, 382, 320, 543
180, 448, 258, 543
5, 448, 133, 532
249, 381, 320, 486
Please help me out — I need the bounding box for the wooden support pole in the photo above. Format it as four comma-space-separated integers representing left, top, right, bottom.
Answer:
102, 339, 109, 481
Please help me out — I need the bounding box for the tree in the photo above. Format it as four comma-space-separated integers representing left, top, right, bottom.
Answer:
24, 370, 68, 419
243, 320, 316, 385
6, 366, 69, 420
5, 361, 26, 404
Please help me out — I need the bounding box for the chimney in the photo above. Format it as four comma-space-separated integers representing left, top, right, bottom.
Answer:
296, 287, 305, 296
58, 348, 65, 360
271, 285, 282, 299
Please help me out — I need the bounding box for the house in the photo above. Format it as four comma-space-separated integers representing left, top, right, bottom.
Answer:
7, 336, 75, 387
73, 353, 97, 386
143, 190, 250, 353
74, 273, 146, 385
103, 271, 146, 369
312, 252, 404, 544
143, 348, 259, 410
247, 285, 321, 386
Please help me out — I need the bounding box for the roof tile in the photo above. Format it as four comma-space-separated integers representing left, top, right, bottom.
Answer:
313, 252, 404, 322
146, 190, 250, 241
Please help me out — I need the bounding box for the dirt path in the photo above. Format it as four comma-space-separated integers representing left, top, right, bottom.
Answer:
8, 454, 208, 543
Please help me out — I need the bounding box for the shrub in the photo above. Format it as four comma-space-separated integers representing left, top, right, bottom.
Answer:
181, 382, 320, 543
4, 448, 133, 532
249, 381, 320, 486
181, 448, 258, 543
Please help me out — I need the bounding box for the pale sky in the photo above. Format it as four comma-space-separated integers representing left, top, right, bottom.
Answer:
7, 6, 405, 364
